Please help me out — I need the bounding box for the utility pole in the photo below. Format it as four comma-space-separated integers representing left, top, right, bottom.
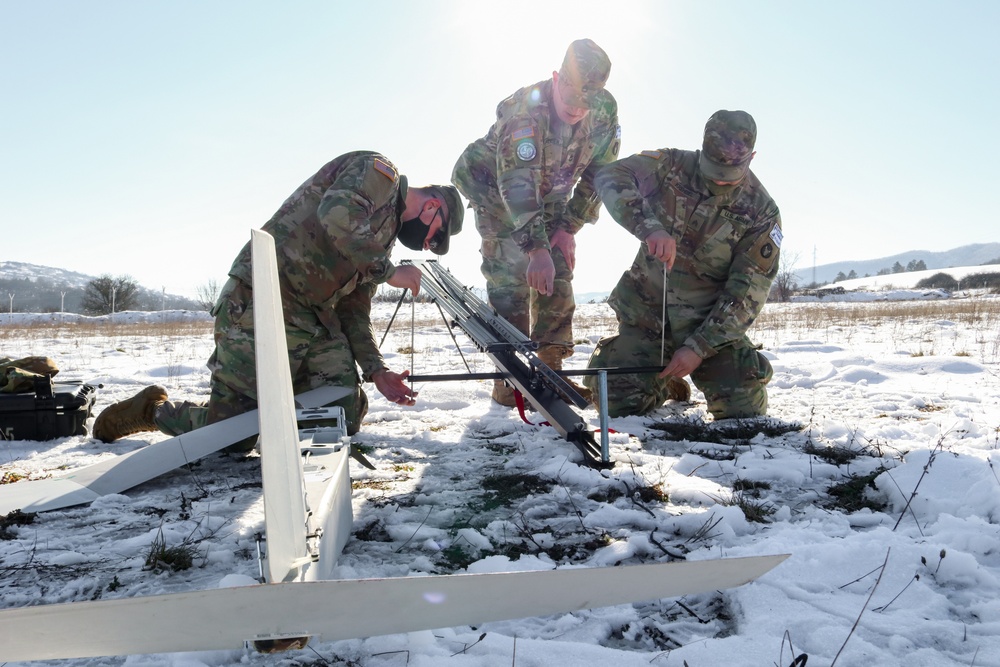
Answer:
161, 287, 166, 311
60, 291, 66, 313
812, 245, 817, 286
7, 292, 12, 314
111, 286, 117, 314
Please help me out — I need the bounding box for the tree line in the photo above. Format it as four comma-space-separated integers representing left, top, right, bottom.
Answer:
833, 259, 928, 283
1, 274, 204, 314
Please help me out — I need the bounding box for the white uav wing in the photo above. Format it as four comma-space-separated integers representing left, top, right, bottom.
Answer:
0, 555, 789, 661
0, 385, 350, 516
250, 229, 353, 584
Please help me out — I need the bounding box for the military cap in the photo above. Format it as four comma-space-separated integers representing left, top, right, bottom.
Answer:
699, 110, 757, 182
557, 39, 611, 108
428, 185, 464, 255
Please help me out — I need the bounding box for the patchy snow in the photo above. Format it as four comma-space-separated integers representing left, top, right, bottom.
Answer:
2, 294, 999, 667
812, 264, 1000, 293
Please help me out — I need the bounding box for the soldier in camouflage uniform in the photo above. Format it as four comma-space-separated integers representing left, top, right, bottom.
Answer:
93, 151, 464, 444
584, 110, 782, 420
452, 39, 621, 406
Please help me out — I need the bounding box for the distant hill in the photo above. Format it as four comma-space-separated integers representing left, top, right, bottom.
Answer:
575, 291, 610, 304
834, 264, 1000, 291
0, 260, 201, 313
794, 243, 1000, 286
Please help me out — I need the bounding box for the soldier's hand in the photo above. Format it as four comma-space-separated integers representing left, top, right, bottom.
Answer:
645, 230, 676, 270
372, 369, 418, 406
549, 228, 576, 271
658, 346, 702, 379
387, 265, 422, 296
526, 248, 556, 296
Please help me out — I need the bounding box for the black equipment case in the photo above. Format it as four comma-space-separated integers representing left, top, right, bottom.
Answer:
0, 377, 98, 441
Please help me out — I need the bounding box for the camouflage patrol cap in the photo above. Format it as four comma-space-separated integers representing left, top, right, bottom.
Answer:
557, 39, 611, 108
428, 185, 464, 255
699, 110, 757, 182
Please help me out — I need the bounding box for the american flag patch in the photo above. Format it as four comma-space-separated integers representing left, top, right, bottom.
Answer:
511, 127, 535, 141
640, 150, 662, 159
373, 158, 397, 181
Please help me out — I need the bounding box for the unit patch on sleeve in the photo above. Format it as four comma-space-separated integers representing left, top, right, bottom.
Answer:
747, 222, 782, 273
769, 224, 783, 248
373, 158, 397, 181
516, 141, 537, 161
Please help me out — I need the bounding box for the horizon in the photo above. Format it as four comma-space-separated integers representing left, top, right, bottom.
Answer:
3, 1, 998, 299
4, 244, 1000, 307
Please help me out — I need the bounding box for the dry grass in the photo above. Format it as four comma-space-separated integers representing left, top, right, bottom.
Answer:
5, 294, 999, 365
0, 320, 213, 344
750, 296, 1000, 363
754, 298, 1000, 331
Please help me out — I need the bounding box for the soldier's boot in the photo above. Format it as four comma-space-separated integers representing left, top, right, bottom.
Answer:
536, 345, 593, 404
252, 637, 310, 654
491, 379, 518, 408
92, 385, 168, 443
665, 376, 691, 402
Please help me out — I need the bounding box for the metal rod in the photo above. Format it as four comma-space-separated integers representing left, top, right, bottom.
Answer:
598, 370, 609, 463
406, 366, 666, 382
661, 262, 667, 365
434, 300, 472, 373
379, 287, 409, 348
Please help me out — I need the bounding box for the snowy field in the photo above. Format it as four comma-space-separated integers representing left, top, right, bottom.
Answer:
2, 292, 1000, 667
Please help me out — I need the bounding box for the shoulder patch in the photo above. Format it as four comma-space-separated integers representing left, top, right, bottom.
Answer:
747, 222, 782, 273
516, 141, 537, 161
511, 127, 535, 141
373, 158, 397, 181
769, 224, 783, 248
640, 150, 662, 160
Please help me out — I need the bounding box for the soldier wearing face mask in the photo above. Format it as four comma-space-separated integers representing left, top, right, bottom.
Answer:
93, 151, 463, 444
586, 111, 783, 421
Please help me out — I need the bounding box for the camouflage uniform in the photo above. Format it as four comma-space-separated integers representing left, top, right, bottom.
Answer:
452, 41, 620, 370
584, 112, 782, 419
157, 151, 411, 437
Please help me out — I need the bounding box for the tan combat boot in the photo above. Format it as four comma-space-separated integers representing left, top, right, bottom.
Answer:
252, 636, 310, 653
665, 375, 691, 402
491, 379, 519, 407
92, 385, 168, 443
536, 344, 593, 404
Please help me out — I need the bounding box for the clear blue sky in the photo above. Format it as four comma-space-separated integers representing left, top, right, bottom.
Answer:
2, 0, 997, 298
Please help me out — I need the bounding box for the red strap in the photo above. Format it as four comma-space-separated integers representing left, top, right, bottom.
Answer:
513, 390, 549, 427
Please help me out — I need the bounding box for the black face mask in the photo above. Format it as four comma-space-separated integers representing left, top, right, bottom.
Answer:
397, 208, 444, 252
397, 216, 427, 251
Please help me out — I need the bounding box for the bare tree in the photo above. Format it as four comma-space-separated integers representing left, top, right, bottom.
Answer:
195, 278, 223, 311
82, 274, 140, 315
771, 250, 800, 302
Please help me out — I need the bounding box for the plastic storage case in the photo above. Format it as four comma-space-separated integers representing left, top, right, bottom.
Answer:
0, 377, 97, 441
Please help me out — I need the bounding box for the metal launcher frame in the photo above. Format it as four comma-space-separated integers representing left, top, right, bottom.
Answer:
403, 259, 610, 468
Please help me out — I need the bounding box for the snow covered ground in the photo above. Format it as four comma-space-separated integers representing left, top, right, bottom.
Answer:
806, 263, 1000, 295
2, 292, 999, 667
